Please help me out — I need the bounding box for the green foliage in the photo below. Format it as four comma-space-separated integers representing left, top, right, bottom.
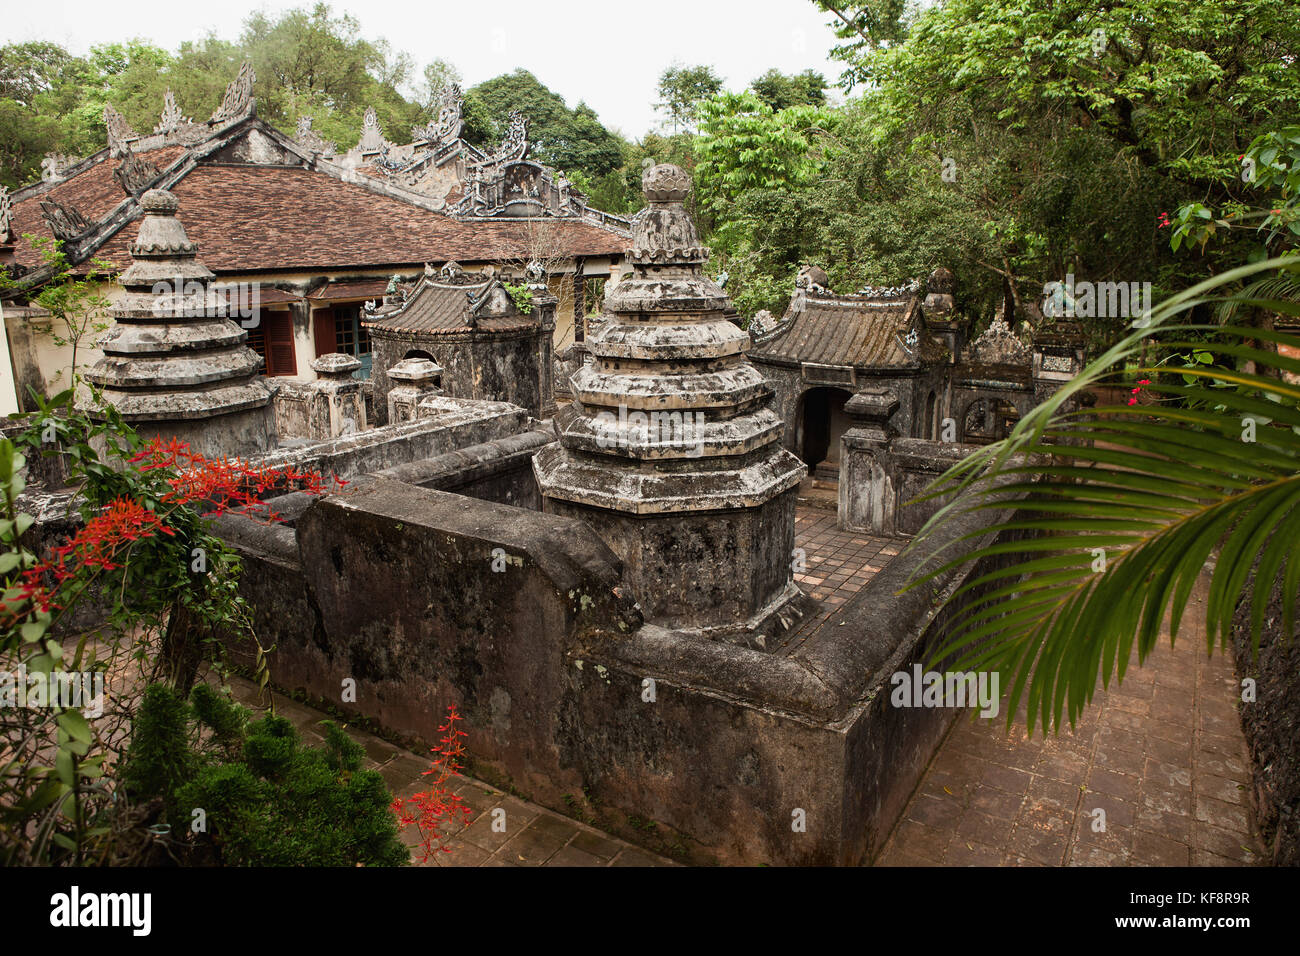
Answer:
656, 64, 724, 134
503, 282, 534, 315
464, 69, 624, 180
121, 684, 194, 814
749, 68, 828, 112
905, 254, 1300, 733
124, 682, 407, 866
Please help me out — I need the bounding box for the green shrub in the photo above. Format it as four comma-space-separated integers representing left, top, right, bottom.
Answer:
125, 684, 408, 866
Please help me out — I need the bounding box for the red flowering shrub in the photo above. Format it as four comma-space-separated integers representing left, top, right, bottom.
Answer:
392, 705, 473, 862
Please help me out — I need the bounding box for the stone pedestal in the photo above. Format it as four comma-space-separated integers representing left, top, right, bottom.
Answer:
307, 353, 367, 439
534, 164, 806, 640
839, 387, 898, 535
386, 356, 444, 424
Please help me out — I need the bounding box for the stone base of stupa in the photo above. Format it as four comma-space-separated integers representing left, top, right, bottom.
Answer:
538, 438, 808, 636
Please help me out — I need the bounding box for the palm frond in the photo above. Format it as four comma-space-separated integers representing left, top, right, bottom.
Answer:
903, 256, 1300, 733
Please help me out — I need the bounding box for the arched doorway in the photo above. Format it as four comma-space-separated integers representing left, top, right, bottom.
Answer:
797, 387, 853, 481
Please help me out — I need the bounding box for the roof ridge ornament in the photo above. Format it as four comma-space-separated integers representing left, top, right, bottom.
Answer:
358, 106, 389, 153
294, 115, 336, 156
210, 60, 256, 124
103, 104, 138, 157
485, 111, 529, 165
412, 83, 463, 145
113, 150, 162, 198
0, 186, 13, 244
155, 90, 190, 134
41, 153, 75, 183
39, 198, 94, 243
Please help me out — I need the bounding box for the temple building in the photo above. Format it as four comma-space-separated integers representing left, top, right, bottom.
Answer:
362, 261, 556, 422
0, 63, 628, 411
752, 265, 1086, 492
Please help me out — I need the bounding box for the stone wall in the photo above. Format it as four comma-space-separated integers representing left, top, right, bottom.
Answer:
368, 326, 553, 425
256, 396, 529, 481
1232, 577, 1300, 865
216, 462, 1031, 865
373, 429, 550, 510
273, 381, 311, 441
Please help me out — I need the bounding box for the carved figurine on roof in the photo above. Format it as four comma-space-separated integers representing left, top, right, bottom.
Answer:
331, 86, 629, 229
361, 260, 556, 422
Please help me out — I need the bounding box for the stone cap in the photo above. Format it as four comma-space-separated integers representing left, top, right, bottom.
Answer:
643, 163, 691, 202
388, 357, 443, 383
845, 387, 899, 425
311, 352, 362, 378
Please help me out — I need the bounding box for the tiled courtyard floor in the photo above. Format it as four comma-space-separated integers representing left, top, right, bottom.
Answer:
875, 573, 1265, 866
777, 497, 900, 655
226, 678, 675, 867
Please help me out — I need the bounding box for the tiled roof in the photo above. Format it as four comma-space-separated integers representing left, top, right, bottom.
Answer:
363, 280, 535, 335
8, 145, 189, 269
752, 294, 946, 369
8, 143, 625, 276
307, 279, 392, 301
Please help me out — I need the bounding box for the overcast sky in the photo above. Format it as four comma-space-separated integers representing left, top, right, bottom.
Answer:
5, 0, 851, 136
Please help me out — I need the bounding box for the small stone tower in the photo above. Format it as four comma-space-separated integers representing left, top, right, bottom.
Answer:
84, 189, 275, 457
534, 164, 806, 640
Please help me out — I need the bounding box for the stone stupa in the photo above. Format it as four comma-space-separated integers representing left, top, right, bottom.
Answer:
83, 188, 275, 457
534, 164, 806, 642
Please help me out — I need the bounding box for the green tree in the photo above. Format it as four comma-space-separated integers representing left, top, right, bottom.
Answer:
655, 63, 723, 134
749, 68, 828, 111
464, 69, 624, 180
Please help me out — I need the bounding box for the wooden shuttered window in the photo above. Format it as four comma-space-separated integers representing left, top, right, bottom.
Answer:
264, 312, 297, 376
248, 311, 298, 377
312, 307, 336, 360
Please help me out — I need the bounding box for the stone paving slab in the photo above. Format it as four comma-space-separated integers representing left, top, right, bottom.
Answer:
225, 676, 676, 867
875, 573, 1265, 867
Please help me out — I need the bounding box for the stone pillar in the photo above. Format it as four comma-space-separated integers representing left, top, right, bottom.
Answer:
839, 387, 898, 535
307, 353, 367, 439
534, 164, 806, 641
82, 188, 275, 458
386, 356, 443, 424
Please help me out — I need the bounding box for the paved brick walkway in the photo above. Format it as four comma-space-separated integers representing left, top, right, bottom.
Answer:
227, 678, 675, 867
875, 574, 1264, 866
778, 499, 899, 655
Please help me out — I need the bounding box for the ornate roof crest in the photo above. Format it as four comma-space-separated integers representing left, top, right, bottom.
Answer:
968, 314, 1031, 365
155, 90, 191, 134
358, 106, 388, 153
412, 83, 463, 145
39, 199, 94, 242
486, 111, 529, 165
113, 151, 162, 198
103, 104, 138, 157
294, 115, 336, 155
210, 60, 256, 124
41, 153, 75, 182
0, 186, 13, 244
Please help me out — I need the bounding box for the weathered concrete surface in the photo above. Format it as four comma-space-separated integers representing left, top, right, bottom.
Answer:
255, 396, 529, 481
218, 461, 1033, 865
219, 476, 643, 807
374, 429, 550, 509
1232, 576, 1300, 865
